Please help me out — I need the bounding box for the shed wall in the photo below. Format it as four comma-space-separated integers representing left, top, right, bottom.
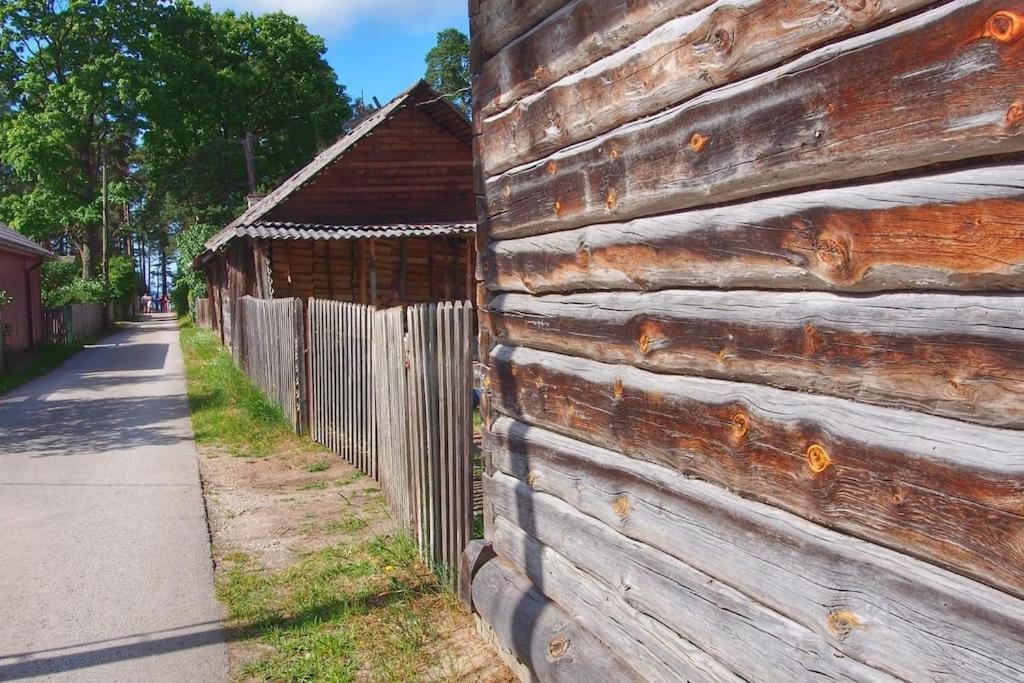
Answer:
0, 250, 43, 352
471, 0, 1024, 679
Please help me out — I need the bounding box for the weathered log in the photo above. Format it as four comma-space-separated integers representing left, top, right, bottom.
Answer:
486, 417, 1024, 681
485, 289, 1024, 428
484, 518, 740, 681
475, 0, 716, 118
480, 0, 936, 176
470, 557, 639, 681
484, 0, 1024, 238
458, 539, 496, 612
470, 0, 567, 64
487, 344, 1024, 597
483, 165, 1024, 294
487, 472, 898, 681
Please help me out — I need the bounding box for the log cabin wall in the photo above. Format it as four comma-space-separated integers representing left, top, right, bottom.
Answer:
268, 235, 475, 306
470, 0, 1024, 679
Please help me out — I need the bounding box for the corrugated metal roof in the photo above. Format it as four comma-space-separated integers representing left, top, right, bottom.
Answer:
242, 221, 475, 241
0, 222, 53, 259
202, 80, 473, 256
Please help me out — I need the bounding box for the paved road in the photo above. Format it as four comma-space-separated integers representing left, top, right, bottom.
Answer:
0, 314, 228, 682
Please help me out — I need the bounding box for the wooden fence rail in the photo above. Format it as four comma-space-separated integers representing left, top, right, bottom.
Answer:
235, 296, 308, 433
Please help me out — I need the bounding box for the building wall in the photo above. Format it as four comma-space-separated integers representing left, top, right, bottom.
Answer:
269, 236, 474, 305
470, 1, 1024, 680
0, 250, 43, 351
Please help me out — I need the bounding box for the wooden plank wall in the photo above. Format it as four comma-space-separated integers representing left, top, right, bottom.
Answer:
470, 0, 1024, 679
193, 298, 213, 329
269, 236, 474, 307
308, 299, 476, 582
234, 296, 308, 433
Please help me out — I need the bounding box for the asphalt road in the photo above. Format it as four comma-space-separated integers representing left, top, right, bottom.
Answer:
0, 314, 228, 682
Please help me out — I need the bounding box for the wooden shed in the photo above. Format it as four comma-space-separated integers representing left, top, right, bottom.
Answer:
0, 222, 52, 352
197, 81, 475, 345
468, 1, 1024, 680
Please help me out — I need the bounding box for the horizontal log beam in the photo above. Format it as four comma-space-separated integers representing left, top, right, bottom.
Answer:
475, 0, 715, 118
479, 0, 935, 176
485, 289, 1024, 427
487, 344, 1024, 597
483, 165, 1024, 293
486, 417, 1024, 680
470, 0, 567, 64
484, 0, 1024, 238
470, 557, 639, 681
487, 472, 895, 681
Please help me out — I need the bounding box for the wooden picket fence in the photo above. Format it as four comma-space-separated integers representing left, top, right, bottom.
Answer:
307, 299, 475, 581
43, 308, 69, 345
194, 297, 214, 329
229, 296, 476, 582
307, 300, 378, 477
234, 297, 308, 432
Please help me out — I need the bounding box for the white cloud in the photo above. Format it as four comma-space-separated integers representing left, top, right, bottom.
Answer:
209, 0, 467, 34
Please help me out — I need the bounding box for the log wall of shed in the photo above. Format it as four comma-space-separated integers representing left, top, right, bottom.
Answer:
470, 0, 1024, 679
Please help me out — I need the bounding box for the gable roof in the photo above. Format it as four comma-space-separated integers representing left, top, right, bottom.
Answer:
0, 222, 53, 260
202, 81, 473, 257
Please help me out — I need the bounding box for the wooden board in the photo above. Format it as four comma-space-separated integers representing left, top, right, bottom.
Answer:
487, 344, 1024, 597
487, 472, 897, 681
483, 0, 1024, 238
470, 0, 568, 63
479, 0, 936, 176
486, 417, 1024, 681
475, 0, 716, 118
470, 557, 642, 681
485, 289, 1024, 427
483, 165, 1024, 294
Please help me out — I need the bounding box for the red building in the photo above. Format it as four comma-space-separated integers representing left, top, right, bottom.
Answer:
0, 223, 53, 351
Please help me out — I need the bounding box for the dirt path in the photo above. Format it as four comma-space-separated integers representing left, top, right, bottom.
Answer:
198, 437, 513, 681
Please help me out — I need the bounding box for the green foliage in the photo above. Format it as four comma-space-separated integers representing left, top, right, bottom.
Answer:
424, 28, 471, 115
0, 0, 159, 275
170, 222, 218, 314
40, 255, 135, 308
142, 3, 352, 228
180, 321, 311, 457
0, 289, 10, 309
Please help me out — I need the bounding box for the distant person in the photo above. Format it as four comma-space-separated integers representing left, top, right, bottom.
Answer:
142, 293, 152, 314
160, 294, 169, 313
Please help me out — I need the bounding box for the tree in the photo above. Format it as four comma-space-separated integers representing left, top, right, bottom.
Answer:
425, 28, 471, 115
169, 222, 216, 314
142, 3, 352, 228
0, 0, 158, 278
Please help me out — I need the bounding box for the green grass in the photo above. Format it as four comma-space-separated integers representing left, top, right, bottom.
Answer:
180, 321, 314, 457
0, 342, 85, 395
218, 534, 456, 682
304, 459, 331, 473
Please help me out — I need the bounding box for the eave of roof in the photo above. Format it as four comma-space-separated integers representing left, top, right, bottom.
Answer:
0, 223, 54, 260
200, 80, 473, 261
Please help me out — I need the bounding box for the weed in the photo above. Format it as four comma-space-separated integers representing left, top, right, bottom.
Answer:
304, 460, 331, 473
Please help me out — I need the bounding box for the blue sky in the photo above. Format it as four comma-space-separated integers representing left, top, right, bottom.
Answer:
206, 0, 470, 105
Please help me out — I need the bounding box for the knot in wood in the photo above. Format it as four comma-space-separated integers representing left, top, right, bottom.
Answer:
613, 378, 625, 400
637, 333, 652, 355
527, 470, 541, 488
731, 412, 750, 439
710, 27, 733, 53
986, 11, 1024, 44
836, 0, 878, 18
548, 636, 570, 658
1007, 100, 1024, 128
812, 234, 851, 274
826, 610, 862, 640
612, 495, 631, 518
547, 160, 558, 175
553, 200, 564, 216
689, 132, 709, 153
605, 187, 619, 210
807, 444, 832, 473
608, 147, 620, 160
